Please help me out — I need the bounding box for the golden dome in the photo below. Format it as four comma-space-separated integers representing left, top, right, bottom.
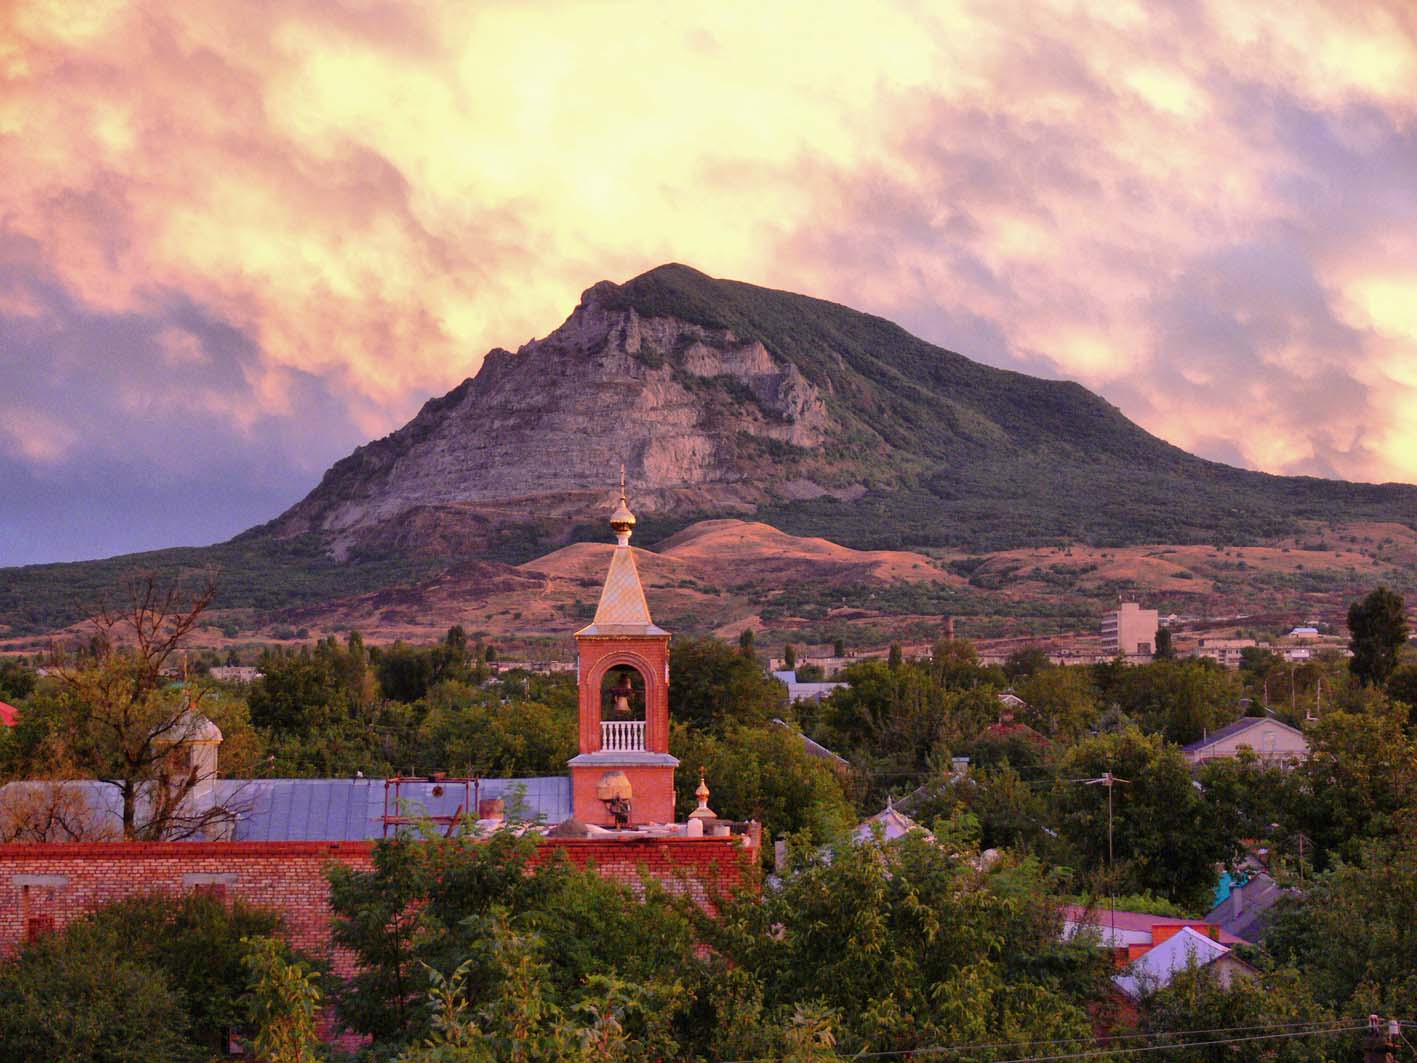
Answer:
610, 495, 636, 538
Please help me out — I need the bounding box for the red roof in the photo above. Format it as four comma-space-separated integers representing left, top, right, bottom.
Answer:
0, 700, 17, 726
1062, 905, 1247, 946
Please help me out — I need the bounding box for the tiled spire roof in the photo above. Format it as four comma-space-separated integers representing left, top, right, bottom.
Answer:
577, 481, 667, 637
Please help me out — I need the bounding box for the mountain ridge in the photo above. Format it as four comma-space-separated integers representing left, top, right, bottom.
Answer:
2, 263, 1414, 638
256, 262, 1417, 559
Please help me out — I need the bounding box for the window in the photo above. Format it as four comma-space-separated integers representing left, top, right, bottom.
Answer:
192, 882, 229, 901
25, 915, 55, 941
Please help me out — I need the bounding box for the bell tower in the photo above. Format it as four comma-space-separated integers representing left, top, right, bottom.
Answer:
568, 479, 678, 826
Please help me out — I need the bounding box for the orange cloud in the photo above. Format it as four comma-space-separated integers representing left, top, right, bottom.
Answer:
2, 0, 1415, 503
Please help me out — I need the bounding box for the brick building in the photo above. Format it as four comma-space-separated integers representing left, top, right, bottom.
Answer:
0, 490, 758, 967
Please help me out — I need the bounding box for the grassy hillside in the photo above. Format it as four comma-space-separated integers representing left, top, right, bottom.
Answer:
0, 536, 434, 638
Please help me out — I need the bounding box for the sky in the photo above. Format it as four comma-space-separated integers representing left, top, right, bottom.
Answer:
3, 1, 1416, 566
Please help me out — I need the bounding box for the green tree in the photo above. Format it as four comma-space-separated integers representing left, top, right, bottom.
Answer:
1112, 659, 1242, 745
669, 637, 786, 732
1388, 662, 1417, 728
327, 830, 702, 1050
378, 641, 438, 703
1014, 666, 1100, 740
1267, 840, 1417, 1022
887, 642, 903, 671
0, 892, 293, 1061
0, 657, 36, 702
12, 572, 258, 839
1143, 965, 1332, 1063
1053, 729, 1232, 909
701, 832, 1106, 1057
0, 946, 192, 1063
783, 643, 797, 670
671, 723, 853, 852
243, 935, 324, 1063
1152, 627, 1174, 660
1003, 646, 1050, 679
1347, 585, 1409, 687
1285, 711, 1417, 868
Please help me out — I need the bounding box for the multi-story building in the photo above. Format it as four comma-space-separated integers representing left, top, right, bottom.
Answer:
1101, 601, 1159, 657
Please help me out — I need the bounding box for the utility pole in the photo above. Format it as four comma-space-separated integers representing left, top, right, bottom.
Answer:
1364, 1015, 1398, 1063
1082, 771, 1130, 944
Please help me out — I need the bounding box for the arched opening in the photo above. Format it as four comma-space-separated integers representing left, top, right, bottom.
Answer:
598, 663, 648, 752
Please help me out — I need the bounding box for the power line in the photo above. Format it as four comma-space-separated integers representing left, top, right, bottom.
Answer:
716, 1019, 1369, 1063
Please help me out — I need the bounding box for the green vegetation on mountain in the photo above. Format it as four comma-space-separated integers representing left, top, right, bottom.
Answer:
604, 265, 1416, 551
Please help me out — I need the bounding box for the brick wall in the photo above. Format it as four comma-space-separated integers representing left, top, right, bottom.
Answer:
0, 834, 756, 970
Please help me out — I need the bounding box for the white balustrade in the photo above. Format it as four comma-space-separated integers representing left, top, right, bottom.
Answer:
600, 720, 646, 752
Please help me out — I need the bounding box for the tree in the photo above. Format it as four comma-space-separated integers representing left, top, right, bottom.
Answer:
17, 571, 254, 840
0, 656, 36, 702
1347, 585, 1409, 687
669, 637, 786, 732
1003, 646, 1050, 679
1285, 711, 1417, 868
0, 943, 192, 1063
1112, 659, 1241, 746
1053, 729, 1233, 909
1266, 840, 1417, 1022
783, 644, 797, 670
887, 642, 903, 671
671, 723, 854, 852
1013, 666, 1100, 740
738, 628, 756, 659
328, 830, 701, 1052
1388, 662, 1417, 728
243, 935, 324, 1063
0, 892, 293, 1061
833, 638, 846, 658
1152, 627, 1174, 660
702, 832, 1106, 1057
1143, 965, 1332, 1063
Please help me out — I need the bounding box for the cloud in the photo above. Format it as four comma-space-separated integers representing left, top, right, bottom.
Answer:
1, 0, 1414, 563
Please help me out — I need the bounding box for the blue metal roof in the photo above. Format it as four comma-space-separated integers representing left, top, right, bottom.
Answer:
0, 776, 573, 842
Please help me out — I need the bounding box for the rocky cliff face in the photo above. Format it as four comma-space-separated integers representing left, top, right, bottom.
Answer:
259, 263, 1417, 564
266, 279, 838, 559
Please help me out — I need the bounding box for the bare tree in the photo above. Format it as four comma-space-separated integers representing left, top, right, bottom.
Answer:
0, 779, 118, 842
42, 569, 245, 840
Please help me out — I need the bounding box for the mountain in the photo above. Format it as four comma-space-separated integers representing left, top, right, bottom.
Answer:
3, 264, 1415, 639
255, 263, 1417, 561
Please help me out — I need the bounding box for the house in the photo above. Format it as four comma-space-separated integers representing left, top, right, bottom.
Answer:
772, 670, 846, 703
0, 700, 17, 727
977, 701, 1049, 747
1112, 926, 1255, 1000
1188, 638, 1256, 668
771, 718, 849, 773
1062, 906, 1248, 955
1062, 906, 1255, 1000
1181, 717, 1309, 766
853, 798, 933, 844
207, 666, 262, 684
997, 691, 1029, 713
1205, 871, 1293, 945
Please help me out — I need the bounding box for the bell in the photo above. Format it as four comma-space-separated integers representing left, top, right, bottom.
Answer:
610, 672, 634, 715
